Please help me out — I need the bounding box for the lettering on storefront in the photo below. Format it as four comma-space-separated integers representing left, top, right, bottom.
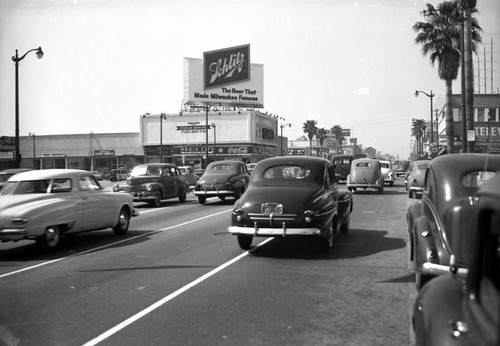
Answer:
475, 125, 500, 141
177, 146, 253, 155
176, 125, 208, 134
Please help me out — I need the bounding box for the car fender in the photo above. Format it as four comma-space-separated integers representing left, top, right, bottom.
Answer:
142, 182, 165, 195
413, 274, 467, 346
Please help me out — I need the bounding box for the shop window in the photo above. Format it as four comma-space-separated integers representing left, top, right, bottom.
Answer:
478, 108, 485, 122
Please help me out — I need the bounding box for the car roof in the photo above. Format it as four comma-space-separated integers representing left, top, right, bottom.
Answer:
254, 156, 330, 171
0, 168, 31, 175
6, 169, 89, 181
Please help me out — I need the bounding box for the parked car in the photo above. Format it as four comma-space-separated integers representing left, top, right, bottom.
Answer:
0, 169, 138, 250
405, 160, 430, 198
194, 160, 250, 204
194, 168, 205, 179
412, 173, 500, 346
107, 168, 130, 182
331, 154, 354, 181
394, 160, 410, 178
406, 153, 500, 290
380, 160, 395, 186
346, 158, 384, 193
0, 168, 31, 191
115, 163, 190, 207
227, 156, 353, 252
178, 166, 199, 188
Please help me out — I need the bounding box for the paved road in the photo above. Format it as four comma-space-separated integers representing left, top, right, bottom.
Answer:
0, 179, 417, 346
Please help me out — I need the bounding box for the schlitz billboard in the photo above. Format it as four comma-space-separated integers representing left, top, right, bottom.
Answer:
204, 44, 250, 89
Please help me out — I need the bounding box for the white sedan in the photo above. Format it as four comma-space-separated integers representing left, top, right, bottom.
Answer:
0, 169, 138, 250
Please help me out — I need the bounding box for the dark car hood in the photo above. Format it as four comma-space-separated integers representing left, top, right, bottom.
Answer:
127, 175, 161, 186
239, 184, 320, 213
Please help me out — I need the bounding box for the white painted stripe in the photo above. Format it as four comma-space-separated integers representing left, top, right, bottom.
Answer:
0, 209, 232, 279
82, 237, 273, 346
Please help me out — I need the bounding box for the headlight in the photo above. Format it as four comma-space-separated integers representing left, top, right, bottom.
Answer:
143, 184, 153, 191
112, 184, 121, 192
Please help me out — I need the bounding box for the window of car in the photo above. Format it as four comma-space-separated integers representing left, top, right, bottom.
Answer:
355, 161, 373, 168
79, 175, 101, 191
210, 164, 234, 172
50, 178, 72, 193
417, 163, 429, 171
10, 179, 50, 194
462, 171, 496, 188
263, 165, 312, 181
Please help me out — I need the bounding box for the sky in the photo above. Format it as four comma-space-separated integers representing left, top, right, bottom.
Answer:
1, 0, 499, 160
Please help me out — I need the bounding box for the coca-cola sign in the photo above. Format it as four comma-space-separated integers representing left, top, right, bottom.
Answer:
204, 44, 250, 89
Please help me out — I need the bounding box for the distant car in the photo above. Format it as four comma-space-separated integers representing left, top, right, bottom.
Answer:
194, 169, 205, 179
0, 169, 138, 250
394, 160, 410, 178
227, 156, 353, 252
412, 173, 500, 346
107, 168, 130, 182
194, 160, 250, 204
246, 163, 257, 175
346, 158, 384, 193
406, 153, 500, 290
116, 163, 190, 207
332, 154, 354, 181
380, 160, 395, 186
0, 168, 31, 191
405, 160, 430, 198
178, 166, 199, 188
89, 171, 104, 180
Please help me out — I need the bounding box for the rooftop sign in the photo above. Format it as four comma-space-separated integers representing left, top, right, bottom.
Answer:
203, 44, 250, 89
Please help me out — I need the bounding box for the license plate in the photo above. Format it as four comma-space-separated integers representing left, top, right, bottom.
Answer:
261, 203, 283, 214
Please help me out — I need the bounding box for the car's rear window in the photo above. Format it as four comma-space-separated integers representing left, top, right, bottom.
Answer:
462, 171, 496, 188
261, 165, 314, 182
417, 164, 429, 170
355, 161, 373, 167
210, 164, 236, 172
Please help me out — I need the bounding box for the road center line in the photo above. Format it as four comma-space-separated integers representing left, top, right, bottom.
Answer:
82, 237, 274, 346
0, 209, 232, 279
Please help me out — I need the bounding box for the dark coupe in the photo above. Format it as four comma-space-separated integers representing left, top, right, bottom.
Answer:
413, 173, 500, 346
115, 163, 190, 207
194, 160, 250, 204
407, 153, 500, 290
227, 156, 353, 252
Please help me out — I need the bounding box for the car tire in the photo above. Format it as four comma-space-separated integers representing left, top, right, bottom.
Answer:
219, 196, 226, 201
36, 226, 61, 250
198, 195, 206, 204
378, 186, 383, 194
234, 188, 243, 200
149, 192, 162, 207
179, 191, 187, 203
340, 214, 350, 234
113, 207, 130, 235
389, 181, 394, 187
237, 235, 253, 250
320, 220, 335, 252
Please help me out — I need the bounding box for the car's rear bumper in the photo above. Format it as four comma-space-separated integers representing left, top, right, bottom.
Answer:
194, 190, 234, 196
227, 225, 322, 236
346, 183, 381, 189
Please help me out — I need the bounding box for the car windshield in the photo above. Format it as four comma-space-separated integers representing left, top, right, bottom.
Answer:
381, 163, 390, 168
209, 164, 236, 172
1, 179, 51, 195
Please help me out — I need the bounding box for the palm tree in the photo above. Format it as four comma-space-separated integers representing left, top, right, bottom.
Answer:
316, 128, 327, 158
413, 1, 481, 155
331, 125, 344, 154
459, 0, 481, 152
302, 120, 317, 156
411, 119, 427, 158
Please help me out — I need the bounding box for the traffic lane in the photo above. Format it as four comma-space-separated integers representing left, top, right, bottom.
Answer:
0, 194, 222, 275
93, 187, 412, 345
0, 202, 238, 345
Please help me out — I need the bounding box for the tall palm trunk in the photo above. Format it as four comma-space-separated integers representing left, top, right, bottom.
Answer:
445, 78, 455, 154
464, 5, 475, 153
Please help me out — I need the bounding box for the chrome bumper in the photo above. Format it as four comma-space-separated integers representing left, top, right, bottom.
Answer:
0, 228, 28, 241
227, 225, 321, 237
194, 190, 233, 195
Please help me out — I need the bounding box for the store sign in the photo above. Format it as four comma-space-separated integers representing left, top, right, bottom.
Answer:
94, 149, 115, 156
0, 151, 14, 159
204, 44, 250, 89
288, 148, 306, 156
176, 145, 254, 155
342, 129, 351, 137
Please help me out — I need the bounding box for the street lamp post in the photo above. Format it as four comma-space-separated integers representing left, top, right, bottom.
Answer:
414, 90, 435, 153
12, 47, 44, 168
29, 132, 36, 169
159, 113, 166, 163
279, 123, 291, 156
211, 123, 217, 160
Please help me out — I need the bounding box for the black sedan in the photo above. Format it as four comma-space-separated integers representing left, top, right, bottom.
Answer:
194, 160, 250, 204
412, 173, 500, 346
227, 156, 353, 252
406, 153, 500, 290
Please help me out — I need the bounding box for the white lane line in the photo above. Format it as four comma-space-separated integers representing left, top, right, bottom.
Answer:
0, 209, 232, 279
82, 237, 273, 346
